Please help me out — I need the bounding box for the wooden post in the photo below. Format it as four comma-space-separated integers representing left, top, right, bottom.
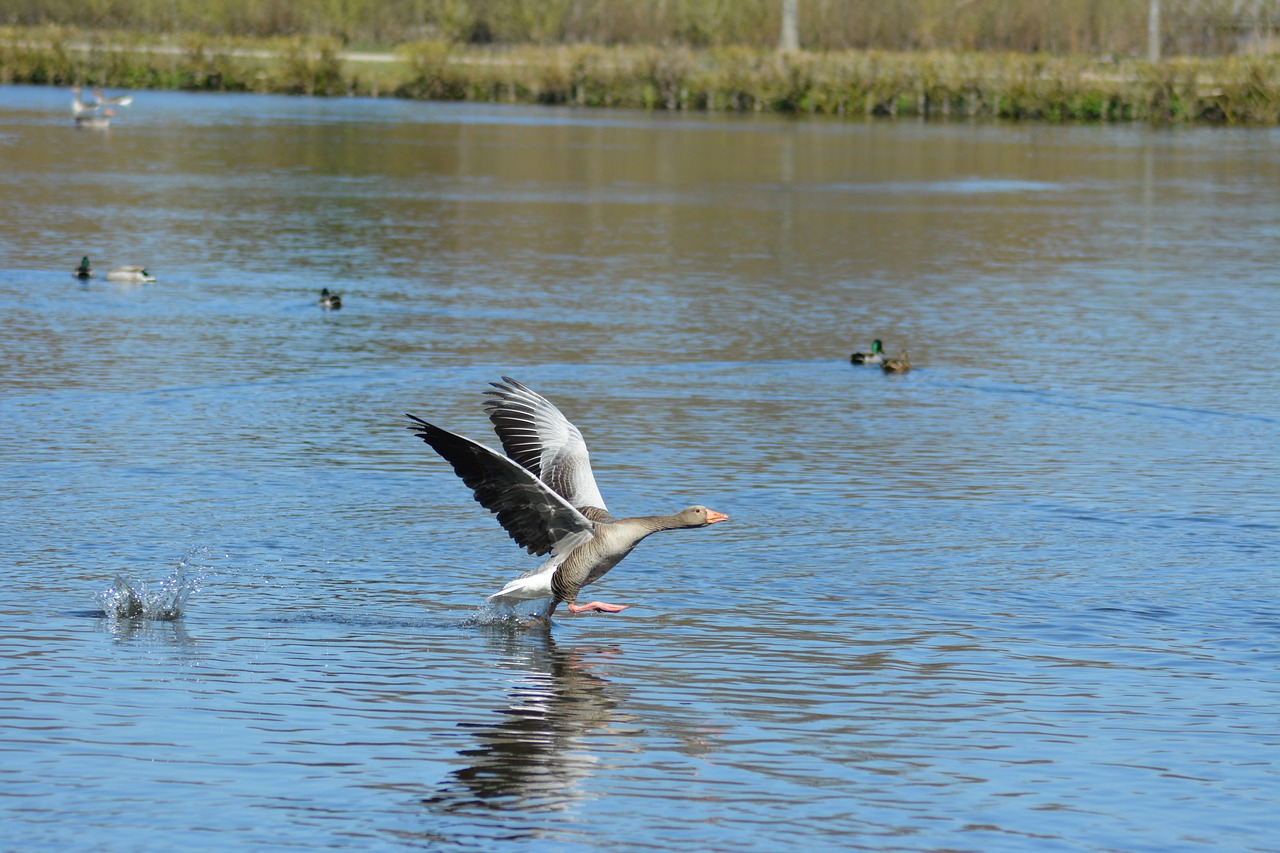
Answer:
780, 0, 799, 51
1147, 0, 1161, 62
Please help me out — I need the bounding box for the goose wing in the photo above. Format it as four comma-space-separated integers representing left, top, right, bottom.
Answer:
482, 377, 610, 516
406, 414, 595, 558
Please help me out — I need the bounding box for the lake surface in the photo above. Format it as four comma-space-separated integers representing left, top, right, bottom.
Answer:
1, 84, 1278, 851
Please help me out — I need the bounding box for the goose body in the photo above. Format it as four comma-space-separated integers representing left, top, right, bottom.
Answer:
407, 378, 728, 621
105, 266, 156, 283
75, 108, 114, 129
850, 339, 885, 365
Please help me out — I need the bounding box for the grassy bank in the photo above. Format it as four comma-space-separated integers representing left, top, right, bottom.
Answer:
5, 0, 1276, 56
5, 27, 1279, 124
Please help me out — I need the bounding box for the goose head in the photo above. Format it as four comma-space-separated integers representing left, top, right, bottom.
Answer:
679, 506, 729, 527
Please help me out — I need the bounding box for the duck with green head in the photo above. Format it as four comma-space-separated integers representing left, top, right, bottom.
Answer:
73, 257, 93, 279
105, 266, 156, 283
318, 288, 343, 310
850, 339, 885, 365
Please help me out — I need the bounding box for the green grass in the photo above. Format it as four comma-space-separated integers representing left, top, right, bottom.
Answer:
5, 27, 1279, 124
4, 0, 1273, 56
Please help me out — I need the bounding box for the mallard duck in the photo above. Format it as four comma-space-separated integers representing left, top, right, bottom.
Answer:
318, 288, 343, 310
104, 266, 156, 283
73, 256, 94, 279
850, 339, 885, 365
881, 352, 912, 374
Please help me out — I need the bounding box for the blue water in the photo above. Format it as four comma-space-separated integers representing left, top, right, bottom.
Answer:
1, 84, 1278, 851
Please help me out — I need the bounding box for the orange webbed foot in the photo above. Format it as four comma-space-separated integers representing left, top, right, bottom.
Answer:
566, 601, 629, 614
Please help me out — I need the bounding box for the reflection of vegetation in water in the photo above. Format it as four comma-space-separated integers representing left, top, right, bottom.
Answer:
94, 547, 211, 622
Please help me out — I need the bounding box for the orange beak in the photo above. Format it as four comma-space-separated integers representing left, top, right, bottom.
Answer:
705, 509, 729, 525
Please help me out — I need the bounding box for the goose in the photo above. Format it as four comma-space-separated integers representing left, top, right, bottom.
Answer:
850, 339, 885, 365
881, 351, 912, 374
71, 86, 99, 116
406, 377, 728, 622
318, 288, 342, 309
75, 108, 114, 129
73, 256, 94, 279
105, 266, 156, 283
93, 88, 134, 108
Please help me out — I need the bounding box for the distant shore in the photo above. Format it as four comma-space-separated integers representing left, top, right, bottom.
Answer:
4, 28, 1279, 124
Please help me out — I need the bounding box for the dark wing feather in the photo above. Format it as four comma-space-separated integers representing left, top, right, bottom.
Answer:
406, 414, 595, 557
482, 377, 610, 514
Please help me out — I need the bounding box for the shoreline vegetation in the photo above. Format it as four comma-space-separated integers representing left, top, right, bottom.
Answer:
3, 26, 1279, 125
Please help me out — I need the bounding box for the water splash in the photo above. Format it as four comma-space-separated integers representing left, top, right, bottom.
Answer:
95, 548, 211, 622
465, 605, 556, 632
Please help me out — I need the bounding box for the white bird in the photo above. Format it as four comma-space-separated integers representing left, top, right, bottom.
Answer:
407, 378, 728, 621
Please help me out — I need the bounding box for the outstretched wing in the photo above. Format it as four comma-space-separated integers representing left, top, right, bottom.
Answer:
406, 414, 595, 558
483, 377, 610, 516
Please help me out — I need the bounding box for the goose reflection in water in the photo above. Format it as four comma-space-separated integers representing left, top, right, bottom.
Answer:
425, 629, 626, 814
